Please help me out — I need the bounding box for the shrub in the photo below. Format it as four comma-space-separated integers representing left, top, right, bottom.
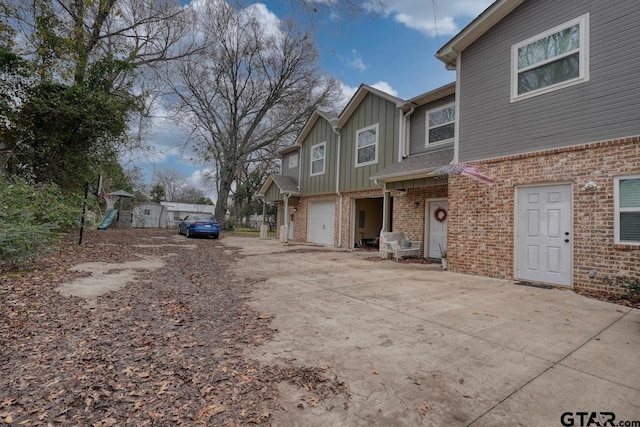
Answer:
0, 177, 81, 265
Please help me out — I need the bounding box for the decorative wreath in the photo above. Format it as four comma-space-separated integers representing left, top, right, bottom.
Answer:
434, 207, 448, 223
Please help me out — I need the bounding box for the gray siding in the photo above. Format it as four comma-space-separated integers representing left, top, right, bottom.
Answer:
299, 117, 337, 195
459, 0, 640, 162
339, 93, 400, 192
409, 94, 455, 156
281, 152, 300, 181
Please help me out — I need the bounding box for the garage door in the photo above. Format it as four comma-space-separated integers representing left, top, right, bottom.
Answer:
308, 201, 335, 245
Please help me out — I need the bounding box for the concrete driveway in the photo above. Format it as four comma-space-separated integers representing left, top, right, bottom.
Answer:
224, 236, 640, 427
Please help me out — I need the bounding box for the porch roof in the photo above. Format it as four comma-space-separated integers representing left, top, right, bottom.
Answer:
370, 148, 454, 182
259, 174, 300, 202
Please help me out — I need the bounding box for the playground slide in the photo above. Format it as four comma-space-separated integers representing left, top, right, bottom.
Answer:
97, 209, 118, 230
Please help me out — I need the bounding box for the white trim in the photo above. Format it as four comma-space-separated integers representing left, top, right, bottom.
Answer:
355, 123, 379, 168
425, 102, 455, 146
310, 141, 326, 177
510, 13, 590, 103
454, 54, 461, 164
614, 174, 640, 246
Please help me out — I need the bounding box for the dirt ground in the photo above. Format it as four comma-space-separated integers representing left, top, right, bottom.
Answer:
0, 229, 348, 426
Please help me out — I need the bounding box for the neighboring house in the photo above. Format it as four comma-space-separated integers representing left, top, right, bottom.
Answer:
132, 202, 216, 228
434, 0, 640, 292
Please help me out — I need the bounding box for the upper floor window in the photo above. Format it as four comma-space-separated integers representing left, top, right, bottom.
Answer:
511, 14, 589, 102
427, 104, 455, 145
288, 153, 298, 169
614, 175, 640, 245
356, 124, 378, 167
310, 142, 326, 176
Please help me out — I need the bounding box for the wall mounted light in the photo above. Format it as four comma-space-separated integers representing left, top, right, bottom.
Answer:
582, 181, 598, 191
414, 201, 420, 208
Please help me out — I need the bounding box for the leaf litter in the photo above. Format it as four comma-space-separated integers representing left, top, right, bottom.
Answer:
0, 229, 350, 425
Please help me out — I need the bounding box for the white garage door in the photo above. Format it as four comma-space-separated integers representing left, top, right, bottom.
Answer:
308, 201, 335, 245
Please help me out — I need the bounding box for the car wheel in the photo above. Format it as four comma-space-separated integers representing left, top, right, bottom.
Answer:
186, 228, 191, 238
178, 227, 182, 235
213, 234, 219, 240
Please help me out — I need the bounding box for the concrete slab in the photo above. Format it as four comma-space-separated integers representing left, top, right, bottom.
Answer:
224, 236, 640, 427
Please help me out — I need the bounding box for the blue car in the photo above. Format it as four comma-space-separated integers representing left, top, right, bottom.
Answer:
178, 215, 220, 239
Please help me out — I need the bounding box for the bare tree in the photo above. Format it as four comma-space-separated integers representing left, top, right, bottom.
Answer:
152, 166, 187, 202
163, 2, 341, 222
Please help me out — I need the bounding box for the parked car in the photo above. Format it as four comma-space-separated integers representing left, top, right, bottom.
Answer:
178, 215, 220, 239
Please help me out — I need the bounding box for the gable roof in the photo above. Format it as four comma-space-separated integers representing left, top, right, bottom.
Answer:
258, 174, 300, 197
337, 84, 406, 128
408, 82, 456, 106
370, 148, 455, 182
293, 110, 338, 148
436, 0, 524, 68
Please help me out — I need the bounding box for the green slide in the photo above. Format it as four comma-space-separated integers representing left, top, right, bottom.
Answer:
97, 209, 118, 230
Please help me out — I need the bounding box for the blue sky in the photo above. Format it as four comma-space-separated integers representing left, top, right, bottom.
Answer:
129, 0, 494, 197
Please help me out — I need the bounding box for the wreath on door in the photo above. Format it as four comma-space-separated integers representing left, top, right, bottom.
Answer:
434, 207, 448, 223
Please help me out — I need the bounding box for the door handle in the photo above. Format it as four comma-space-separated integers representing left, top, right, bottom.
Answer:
564, 232, 570, 236
564, 239, 570, 243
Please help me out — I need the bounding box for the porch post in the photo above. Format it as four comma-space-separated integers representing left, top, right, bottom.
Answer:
382, 188, 391, 232
281, 194, 290, 243
259, 200, 268, 239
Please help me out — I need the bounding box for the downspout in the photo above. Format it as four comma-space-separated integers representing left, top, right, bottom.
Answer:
283, 193, 290, 243
401, 105, 416, 159
453, 51, 461, 164
332, 125, 343, 248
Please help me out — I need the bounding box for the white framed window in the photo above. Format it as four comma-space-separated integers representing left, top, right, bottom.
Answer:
426, 104, 455, 145
143, 209, 151, 216
288, 153, 298, 169
355, 123, 378, 167
310, 142, 326, 176
511, 14, 589, 102
614, 175, 640, 245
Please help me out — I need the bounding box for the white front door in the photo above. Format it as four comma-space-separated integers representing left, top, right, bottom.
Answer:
516, 184, 572, 286
427, 201, 448, 258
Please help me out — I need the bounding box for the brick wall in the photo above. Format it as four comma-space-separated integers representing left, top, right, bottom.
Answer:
448, 136, 640, 294
391, 184, 448, 257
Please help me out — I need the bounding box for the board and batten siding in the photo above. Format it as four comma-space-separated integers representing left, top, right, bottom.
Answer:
458, 0, 640, 162
339, 93, 400, 192
409, 94, 455, 156
263, 182, 282, 202
281, 152, 300, 181
299, 117, 337, 195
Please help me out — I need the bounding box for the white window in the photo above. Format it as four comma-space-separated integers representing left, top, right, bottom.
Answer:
426, 104, 455, 145
143, 209, 151, 216
511, 14, 589, 102
310, 142, 326, 176
288, 153, 298, 169
355, 124, 378, 167
614, 175, 640, 245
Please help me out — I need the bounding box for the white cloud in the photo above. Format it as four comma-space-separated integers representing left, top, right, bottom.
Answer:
376, 0, 494, 37
347, 49, 367, 72
370, 81, 398, 97
189, 168, 217, 200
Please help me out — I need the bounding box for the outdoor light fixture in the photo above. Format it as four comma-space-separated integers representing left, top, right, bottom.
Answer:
582, 181, 598, 191
414, 201, 420, 208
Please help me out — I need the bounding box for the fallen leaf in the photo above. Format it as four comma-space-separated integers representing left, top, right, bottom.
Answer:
372, 370, 379, 375
418, 403, 430, 413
